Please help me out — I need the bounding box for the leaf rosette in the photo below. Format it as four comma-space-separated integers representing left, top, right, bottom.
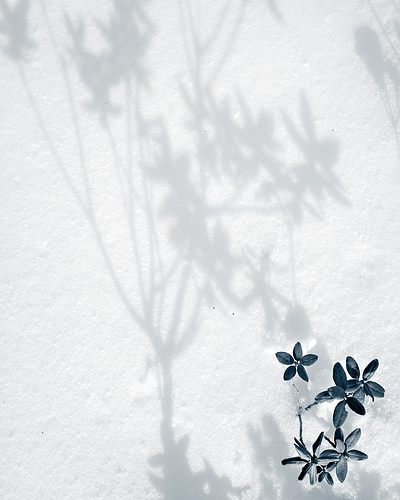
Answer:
346, 357, 385, 403
315, 362, 366, 427
276, 342, 318, 382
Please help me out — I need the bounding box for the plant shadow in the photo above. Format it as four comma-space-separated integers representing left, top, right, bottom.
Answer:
3, 0, 365, 498
354, 1, 400, 157
0, 0, 36, 60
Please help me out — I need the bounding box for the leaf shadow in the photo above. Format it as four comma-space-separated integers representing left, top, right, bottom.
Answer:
5, 0, 357, 498
354, 1, 400, 157
0, 0, 36, 60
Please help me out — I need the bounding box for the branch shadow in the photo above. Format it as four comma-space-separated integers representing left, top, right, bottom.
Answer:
354, 2, 400, 157
4, 0, 360, 498
265, 0, 283, 22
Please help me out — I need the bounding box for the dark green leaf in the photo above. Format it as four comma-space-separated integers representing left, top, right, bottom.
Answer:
298, 462, 312, 481
333, 400, 348, 428
283, 365, 296, 380
367, 381, 385, 398
326, 462, 337, 472
347, 379, 362, 391
282, 457, 308, 465
346, 356, 360, 379
347, 450, 368, 461
334, 427, 344, 444
313, 432, 324, 455
328, 386, 346, 399
318, 471, 325, 483
345, 428, 361, 449
315, 391, 332, 402
309, 465, 317, 485
325, 472, 334, 485
336, 455, 348, 483
301, 354, 318, 366
294, 439, 312, 460
353, 387, 365, 404
333, 362, 347, 390
276, 352, 294, 365
364, 382, 374, 401
363, 359, 379, 381
294, 437, 303, 448
347, 397, 366, 415
297, 364, 309, 382
318, 450, 340, 463
293, 342, 303, 361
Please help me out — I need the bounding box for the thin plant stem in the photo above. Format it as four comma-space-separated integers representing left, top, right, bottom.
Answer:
291, 381, 304, 444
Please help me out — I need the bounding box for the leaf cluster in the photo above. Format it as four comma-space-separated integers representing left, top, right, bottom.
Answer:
282, 428, 367, 485
275, 342, 318, 382
315, 357, 385, 428
275, 344, 385, 487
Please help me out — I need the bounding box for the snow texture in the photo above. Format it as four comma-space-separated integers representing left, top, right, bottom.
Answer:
1, 0, 400, 498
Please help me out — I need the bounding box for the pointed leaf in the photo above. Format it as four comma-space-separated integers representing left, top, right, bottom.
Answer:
293, 342, 303, 361
363, 359, 379, 381
318, 450, 340, 463
334, 428, 344, 444
282, 457, 308, 465
328, 386, 346, 399
301, 354, 318, 366
346, 356, 360, 379
294, 438, 312, 459
333, 362, 348, 390
318, 471, 326, 483
347, 397, 366, 415
315, 391, 332, 402
283, 365, 296, 380
345, 428, 361, 449
297, 364, 309, 382
298, 462, 312, 481
336, 455, 348, 483
276, 352, 294, 365
333, 400, 348, 428
294, 442, 312, 460
367, 381, 385, 398
313, 432, 324, 456
294, 437, 304, 448
309, 465, 317, 485
347, 450, 368, 461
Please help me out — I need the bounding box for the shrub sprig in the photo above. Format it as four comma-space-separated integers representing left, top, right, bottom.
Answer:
276, 342, 385, 486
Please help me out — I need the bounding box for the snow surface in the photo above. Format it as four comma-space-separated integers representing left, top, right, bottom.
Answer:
1, 0, 400, 498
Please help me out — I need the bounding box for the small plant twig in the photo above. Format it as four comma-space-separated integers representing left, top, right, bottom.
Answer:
324, 435, 335, 447
304, 401, 319, 411
291, 381, 304, 444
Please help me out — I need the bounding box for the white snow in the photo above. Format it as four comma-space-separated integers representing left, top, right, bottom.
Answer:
1, 0, 400, 498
